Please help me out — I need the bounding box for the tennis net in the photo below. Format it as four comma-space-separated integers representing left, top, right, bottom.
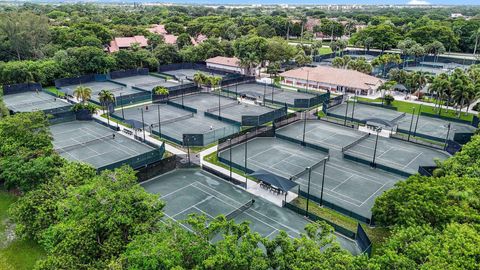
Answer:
206, 101, 239, 113
290, 156, 328, 181
151, 113, 194, 128
134, 80, 165, 88
56, 135, 113, 153
225, 199, 255, 220
391, 112, 406, 123
341, 133, 370, 153
14, 98, 55, 108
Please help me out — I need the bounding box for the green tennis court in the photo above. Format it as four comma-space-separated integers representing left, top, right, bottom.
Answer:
276, 120, 366, 151
162, 68, 226, 81
112, 103, 239, 146
218, 137, 405, 221
50, 120, 155, 169
141, 168, 361, 254
396, 113, 476, 141
3, 91, 71, 113
327, 102, 404, 123
170, 92, 241, 112
112, 75, 181, 91
342, 135, 450, 176
59, 81, 144, 103
225, 82, 315, 106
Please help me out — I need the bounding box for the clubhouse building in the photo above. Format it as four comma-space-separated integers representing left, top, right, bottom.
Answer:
280, 66, 383, 96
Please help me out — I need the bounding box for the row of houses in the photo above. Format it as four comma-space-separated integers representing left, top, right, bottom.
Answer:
107, 24, 207, 53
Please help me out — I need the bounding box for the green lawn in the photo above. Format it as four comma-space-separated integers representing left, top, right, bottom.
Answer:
43, 86, 65, 97
291, 198, 390, 254
355, 97, 476, 122
0, 189, 45, 270
318, 47, 333, 55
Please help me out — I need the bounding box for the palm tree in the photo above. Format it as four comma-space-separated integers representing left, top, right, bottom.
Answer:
193, 72, 207, 87
73, 86, 92, 104
332, 56, 351, 69
239, 52, 260, 76
209, 76, 222, 91
98, 89, 115, 126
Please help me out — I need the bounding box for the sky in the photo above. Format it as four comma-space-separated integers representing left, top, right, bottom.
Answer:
126, 0, 478, 5
17, 0, 480, 5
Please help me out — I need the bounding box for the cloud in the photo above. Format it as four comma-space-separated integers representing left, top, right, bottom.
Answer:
408, 0, 431, 4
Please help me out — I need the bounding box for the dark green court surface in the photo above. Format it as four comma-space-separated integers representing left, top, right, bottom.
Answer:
3, 91, 71, 113
218, 137, 405, 221
59, 81, 144, 103
111, 75, 181, 91
112, 103, 239, 145
141, 169, 361, 254
50, 120, 155, 169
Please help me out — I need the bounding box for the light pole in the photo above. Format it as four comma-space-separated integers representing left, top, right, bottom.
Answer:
372, 127, 382, 167
244, 132, 249, 189
407, 107, 416, 141
319, 156, 328, 205
343, 97, 350, 126
444, 123, 451, 150
228, 139, 232, 181
351, 94, 357, 122
119, 92, 125, 119
302, 111, 307, 146
305, 166, 312, 216
140, 108, 146, 141
157, 104, 162, 137
413, 104, 422, 137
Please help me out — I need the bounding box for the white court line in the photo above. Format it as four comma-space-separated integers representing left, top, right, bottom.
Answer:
160, 183, 196, 198
171, 196, 213, 219
330, 175, 354, 192
403, 152, 424, 169
293, 177, 364, 206
193, 181, 301, 234
376, 146, 393, 159
359, 181, 390, 207
324, 162, 387, 186
192, 206, 215, 219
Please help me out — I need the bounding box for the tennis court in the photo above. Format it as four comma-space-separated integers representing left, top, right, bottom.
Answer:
396, 113, 477, 140
50, 120, 155, 169
111, 75, 181, 91
112, 104, 239, 146
225, 82, 315, 106
218, 137, 404, 220
3, 91, 71, 113
276, 120, 366, 151
343, 135, 450, 176
59, 81, 145, 104
161, 68, 226, 81
170, 92, 240, 112
327, 102, 405, 123
403, 66, 447, 75
141, 168, 360, 254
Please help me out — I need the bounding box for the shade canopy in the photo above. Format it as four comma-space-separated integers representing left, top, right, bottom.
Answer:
250, 169, 298, 193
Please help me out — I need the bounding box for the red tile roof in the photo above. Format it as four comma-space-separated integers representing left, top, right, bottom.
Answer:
206, 56, 241, 68
148, 24, 168, 35
108, 36, 148, 53
280, 66, 383, 90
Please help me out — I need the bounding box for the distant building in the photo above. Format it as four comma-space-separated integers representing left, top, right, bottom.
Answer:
148, 24, 207, 46
206, 56, 248, 75
451, 13, 464, 18
107, 36, 148, 53
279, 66, 383, 96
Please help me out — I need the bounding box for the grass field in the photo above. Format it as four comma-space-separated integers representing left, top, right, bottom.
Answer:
291, 198, 390, 254
0, 189, 45, 270
43, 86, 65, 97
355, 97, 476, 122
